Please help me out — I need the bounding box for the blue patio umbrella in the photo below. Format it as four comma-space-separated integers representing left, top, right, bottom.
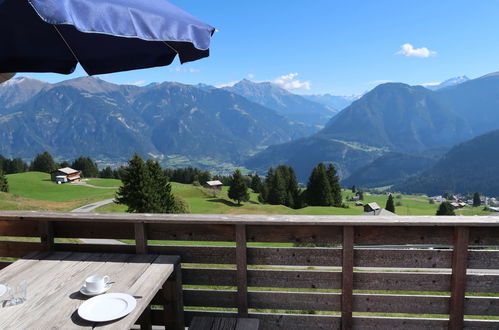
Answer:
0, 0, 215, 77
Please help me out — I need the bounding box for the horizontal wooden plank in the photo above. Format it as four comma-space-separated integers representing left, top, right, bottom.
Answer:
0, 241, 43, 258
355, 226, 453, 245
355, 248, 452, 269
179, 289, 341, 311
468, 250, 499, 269
355, 272, 450, 292
148, 223, 235, 241
249, 270, 341, 289
470, 227, 499, 245
352, 316, 448, 329
54, 243, 134, 254
247, 225, 342, 244
149, 245, 235, 264
248, 247, 340, 266
182, 268, 342, 289
182, 268, 236, 286
465, 296, 499, 316
0, 220, 39, 237
2, 211, 499, 227
54, 221, 134, 239
466, 274, 499, 293
354, 294, 448, 314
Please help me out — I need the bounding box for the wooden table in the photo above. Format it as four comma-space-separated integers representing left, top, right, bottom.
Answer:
0, 252, 184, 329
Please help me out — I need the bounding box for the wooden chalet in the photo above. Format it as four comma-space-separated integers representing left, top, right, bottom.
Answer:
50, 167, 81, 183
204, 180, 223, 192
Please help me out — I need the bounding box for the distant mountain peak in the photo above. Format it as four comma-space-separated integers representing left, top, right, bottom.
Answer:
1, 76, 47, 87
53, 76, 125, 93
422, 75, 470, 90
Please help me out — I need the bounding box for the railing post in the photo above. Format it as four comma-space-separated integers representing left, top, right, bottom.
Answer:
449, 226, 469, 329
39, 221, 54, 251
134, 223, 148, 254
236, 224, 248, 317
163, 256, 184, 330
342, 226, 354, 330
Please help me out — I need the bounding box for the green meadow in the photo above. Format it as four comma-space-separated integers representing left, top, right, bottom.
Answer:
1, 172, 493, 216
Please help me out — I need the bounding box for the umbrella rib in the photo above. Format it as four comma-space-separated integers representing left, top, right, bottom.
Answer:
52, 25, 82, 66
163, 41, 179, 54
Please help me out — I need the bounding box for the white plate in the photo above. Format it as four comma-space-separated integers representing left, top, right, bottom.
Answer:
0, 284, 6, 297
78, 293, 136, 322
80, 283, 112, 296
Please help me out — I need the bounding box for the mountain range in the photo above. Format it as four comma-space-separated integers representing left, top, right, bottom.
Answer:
245, 73, 499, 182
0, 77, 317, 166
394, 129, 499, 196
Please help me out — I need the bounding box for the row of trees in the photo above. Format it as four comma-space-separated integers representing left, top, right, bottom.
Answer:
0, 171, 8, 193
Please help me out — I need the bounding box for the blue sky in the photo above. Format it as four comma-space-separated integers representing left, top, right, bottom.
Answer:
26, 0, 499, 95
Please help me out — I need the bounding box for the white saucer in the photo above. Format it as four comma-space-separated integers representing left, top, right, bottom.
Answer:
80, 283, 112, 296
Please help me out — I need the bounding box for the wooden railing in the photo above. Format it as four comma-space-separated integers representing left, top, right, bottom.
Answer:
1, 212, 499, 329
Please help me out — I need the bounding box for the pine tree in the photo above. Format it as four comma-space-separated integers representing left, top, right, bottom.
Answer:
284, 166, 301, 209
228, 169, 249, 205
31, 151, 56, 173
146, 159, 176, 213
326, 164, 342, 207
436, 201, 455, 216
116, 153, 151, 213
352, 185, 356, 193
385, 194, 395, 213
71, 156, 99, 178
268, 169, 288, 205
99, 166, 114, 178
473, 192, 481, 207
306, 163, 332, 206
0, 171, 8, 193
250, 174, 262, 193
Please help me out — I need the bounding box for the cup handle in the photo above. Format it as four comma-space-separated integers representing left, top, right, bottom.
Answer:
103, 275, 110, 284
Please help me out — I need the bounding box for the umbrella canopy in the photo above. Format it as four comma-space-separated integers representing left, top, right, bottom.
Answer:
0, 0, 215, 76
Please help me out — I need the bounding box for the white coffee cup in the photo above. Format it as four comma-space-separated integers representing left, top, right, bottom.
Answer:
85, 275, 110, 293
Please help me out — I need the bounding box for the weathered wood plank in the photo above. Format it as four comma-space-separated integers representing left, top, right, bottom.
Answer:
469, 227, 499, 245
354, 272, 450, 292
134, 223, 147, 254
54, 221, 134, 239
355, 226, 453, 245
247, 225, 342, 244
39, 221, 54, 251
0, 241, 43, 258
466, 274, 499, 293
148, 223, 235, 241
248, 247, 341, 266
54, 242, 134, 253
342, 226, 354, 330
468, 250, 499, 269
3, 211, 499, 226
355, 248, 452, 269
163, 257, 185, 330
248, 270, 342, 289
352, 316, 448, 329
149, 245, 235, 264
354, 294, 449, 314
236, 225, 248, 317
0, 220, 39, 236
465, 296, 499, 316
449, 227, 469, 329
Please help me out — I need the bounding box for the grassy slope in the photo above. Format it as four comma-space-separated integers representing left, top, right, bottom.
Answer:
85, 178, 121, 187
4, 172, 118, 211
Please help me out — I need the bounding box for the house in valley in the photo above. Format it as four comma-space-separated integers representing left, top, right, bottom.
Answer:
51, 167, 81, 184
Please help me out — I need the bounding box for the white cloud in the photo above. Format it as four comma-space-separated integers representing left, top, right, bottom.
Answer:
130, 80, 146, 86
168, 67, 200, 73
396, 43, 437, 58
420, 81, 441, 87
247, 73, 256, 79
272, 73, 311, 90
